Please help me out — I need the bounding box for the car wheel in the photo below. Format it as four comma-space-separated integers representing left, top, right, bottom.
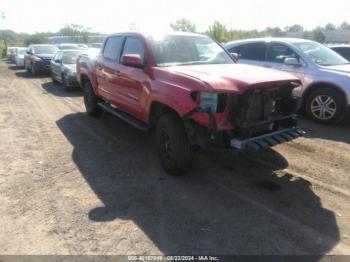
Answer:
51, 72, 57, 83
83, 81, 103, 117
31, 64, 36, 76
156, 114, 193, 175
305, 87, 345, 124
62, 74, 70, 92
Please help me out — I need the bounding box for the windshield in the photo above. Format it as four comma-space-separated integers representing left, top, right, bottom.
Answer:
295, 42, 348, 66
62, 51, 87, 64
148, 35, 234, 67
33, 45, 58, 55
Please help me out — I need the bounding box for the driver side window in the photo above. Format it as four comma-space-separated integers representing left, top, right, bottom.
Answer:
267, 43, 299, 64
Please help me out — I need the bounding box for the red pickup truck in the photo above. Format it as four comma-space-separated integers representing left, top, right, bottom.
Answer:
77, 32, 304, 175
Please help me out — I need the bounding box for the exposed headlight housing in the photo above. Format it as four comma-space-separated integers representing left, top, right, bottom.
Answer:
199, 92, 218, 113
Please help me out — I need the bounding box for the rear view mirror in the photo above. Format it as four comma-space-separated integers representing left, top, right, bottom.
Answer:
230, 52, 239, 62
284, 58, 302, 67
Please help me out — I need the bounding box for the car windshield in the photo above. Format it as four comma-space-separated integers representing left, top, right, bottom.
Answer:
62, 51, 87, 64
148, 35, 234, 67
33, 45, 58, 55
295, 42, 349, 66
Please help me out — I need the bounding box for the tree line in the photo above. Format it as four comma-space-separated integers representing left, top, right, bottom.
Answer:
170, 19, 350, 43
1, 21, 350, 57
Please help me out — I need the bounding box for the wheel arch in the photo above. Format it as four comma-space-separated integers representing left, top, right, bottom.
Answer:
149, 101, 181, 128
302, 82, 347, 109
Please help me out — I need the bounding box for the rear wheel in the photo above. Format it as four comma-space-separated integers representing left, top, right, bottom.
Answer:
156, 114, 193, 175
83, 81, 103, 117
305, 87, 345, 124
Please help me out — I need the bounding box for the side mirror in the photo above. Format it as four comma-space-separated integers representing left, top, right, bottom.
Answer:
54, 59, 61, 64
284, 58, 302, 67
121, 54, 143, 68
230, 52, 239, 61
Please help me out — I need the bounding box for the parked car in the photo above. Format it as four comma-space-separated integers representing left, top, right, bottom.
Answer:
13, 47, 27, 68
51, 49, 88, 91
225, 38, 350, 124
55, 43, 88, 50
330, 45, 350, 61
6, 47, 18, 61
24, 44, 59, 75
77, 32, 304, 175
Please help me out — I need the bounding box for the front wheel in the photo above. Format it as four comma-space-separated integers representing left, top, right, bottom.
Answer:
31, 64, 36, 76
156, 114, 193, 175
83, 81, 103, 117
305, 87, 345, 124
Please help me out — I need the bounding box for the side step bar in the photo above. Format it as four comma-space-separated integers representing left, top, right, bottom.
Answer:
230, 127, 305, 152
98, 102, 149, 131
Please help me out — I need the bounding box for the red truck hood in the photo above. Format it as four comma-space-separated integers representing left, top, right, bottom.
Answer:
170, 64, 300, 93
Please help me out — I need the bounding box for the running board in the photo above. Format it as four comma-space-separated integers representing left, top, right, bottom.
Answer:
98, 102, 149, 131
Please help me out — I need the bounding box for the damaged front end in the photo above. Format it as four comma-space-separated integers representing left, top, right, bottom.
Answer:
184, 81, 305, 152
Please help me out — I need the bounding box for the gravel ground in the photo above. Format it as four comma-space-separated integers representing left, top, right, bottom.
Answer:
0, 59, 349, 257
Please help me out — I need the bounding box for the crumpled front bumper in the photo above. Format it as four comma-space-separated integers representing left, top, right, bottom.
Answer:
230, 127, 305, 152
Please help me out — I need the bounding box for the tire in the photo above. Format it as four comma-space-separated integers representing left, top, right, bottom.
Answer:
305, 87, 345, 124
51, 72, 57, 83
156, 114, 193, 175
83, 81, 103, 117
31, 64, 36, 76
62, 74, 70, 92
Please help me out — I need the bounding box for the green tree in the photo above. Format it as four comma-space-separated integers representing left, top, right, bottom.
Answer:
325, 23, 336, 31
263, 27, 285, 37
285, 24, 304, 32
23, 33, 50, 46
170, 19, 196, 33
311, 28, 326, 42
206, 21, 229, 42
339, 22, 350, 30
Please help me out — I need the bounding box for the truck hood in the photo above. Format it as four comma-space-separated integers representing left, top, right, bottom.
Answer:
170, 64, 300, 93
319, 64, 350, 75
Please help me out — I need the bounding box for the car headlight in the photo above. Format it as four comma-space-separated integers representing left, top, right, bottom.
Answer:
32, 56, 42, 62
199, 92, 218, 113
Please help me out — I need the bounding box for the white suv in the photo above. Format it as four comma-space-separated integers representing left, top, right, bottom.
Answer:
225, 38, 350, 124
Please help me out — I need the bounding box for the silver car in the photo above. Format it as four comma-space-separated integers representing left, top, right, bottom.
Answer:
225, 38, 350, 124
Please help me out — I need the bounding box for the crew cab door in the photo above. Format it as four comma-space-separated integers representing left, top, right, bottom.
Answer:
265, 42, 306, 84
116, 36, 148, 119
96, 36, 124, 104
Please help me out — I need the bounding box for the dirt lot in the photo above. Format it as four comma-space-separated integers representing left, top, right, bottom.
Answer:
0, 59, 349, 256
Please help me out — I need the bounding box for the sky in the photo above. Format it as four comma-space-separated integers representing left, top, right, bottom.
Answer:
0, 0, 349, 34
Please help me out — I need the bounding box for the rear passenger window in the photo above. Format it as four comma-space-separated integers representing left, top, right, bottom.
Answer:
121, 37, 145, 61
103, 36, 124, 61
230, 42, 266, 61
267, 43, 298, 63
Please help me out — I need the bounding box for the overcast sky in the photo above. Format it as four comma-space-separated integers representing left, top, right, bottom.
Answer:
1, 0, 349, 34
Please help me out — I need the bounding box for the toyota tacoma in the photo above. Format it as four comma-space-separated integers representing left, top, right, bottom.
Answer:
77, 32, 304, 175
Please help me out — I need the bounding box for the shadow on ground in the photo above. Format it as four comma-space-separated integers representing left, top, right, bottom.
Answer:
299, 115, 350, 144
56, 112, 340, 256
15, 70, 49, 79
41, 82, 82, 97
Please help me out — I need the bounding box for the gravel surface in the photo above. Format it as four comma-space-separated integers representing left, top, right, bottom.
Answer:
0, 60, 349, 256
